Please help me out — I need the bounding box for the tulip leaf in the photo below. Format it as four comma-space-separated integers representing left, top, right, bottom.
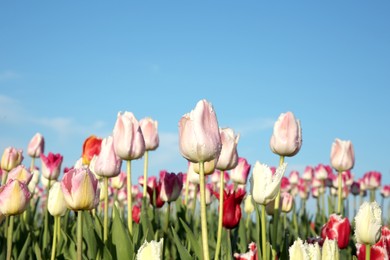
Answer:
111, 205, 133, 260
238, 218, 248, 253
140, 201, 155, 242
179, 218, 202, 258
17, 233, 31, 260
171, 226, 192, 259
82, 211, 101, 259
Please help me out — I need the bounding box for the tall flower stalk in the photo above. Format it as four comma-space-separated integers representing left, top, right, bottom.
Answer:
199, 162, 210, 260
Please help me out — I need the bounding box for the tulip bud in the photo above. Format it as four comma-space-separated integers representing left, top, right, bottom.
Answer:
322, 238, 339, 260
302, 166, 313, 181
81, 135, 102, 165
314, 164, 329, 181
193, 159, 217, 175
213, 189, 246, 229
111, 171, 126, 190
244, 195, 255, 215
160, 172, 183, 202
93, 136, 122, 178
355, 201, 382, 246
0, 179, 31, 216
230, 157, 251, 185
321, 214, 351, 249
1, 147, 23, 171
363, 171, 382, 190
7, 165, 33, 184
132, 204, 141, 224
216, 128, 239, 171
381, 185, 390, 198
330, 138, 355, 172
48, 182, 67, 217
289, 170, 299, 185
187, 162, 200, 184
139, 117, 159, 151
270, 111, 302, 157
27, 133, 45, 158
40, 152, 63, 180
136, 238, 163, 260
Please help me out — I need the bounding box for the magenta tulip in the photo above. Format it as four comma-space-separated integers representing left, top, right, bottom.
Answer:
160, 171, 184, 202
41, 152, 63, 180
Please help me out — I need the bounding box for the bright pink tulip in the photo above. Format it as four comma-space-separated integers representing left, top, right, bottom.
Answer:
132, 204, 141, 224
40, 152, 63, 180
1, 147, 23, 171
60, 167, 100, 211
321, 213, 351, 249
363, 171, 382, 190
314, 164, 328, 180
0, 179, 31, 215
269, 111, 302, 157
93, 136, 122, 178
160, 171, 184, 202
81, 135, 102, 165
297, 178, 309, 200
178, 99, 222, 163
7, 165, 33, 184
113, 111, 146, 160
139, 117, 159, 151
234, 242, 258, 260
281, 176, 291, 193
230, 157, 251, 185
302, 166, 313, 181
381, 185, 390, 198
330, 138, 355, 172
27, 132, 45, 158
216, 128, 239, 171
289, 170, 299, 185
213, 188, 246, 229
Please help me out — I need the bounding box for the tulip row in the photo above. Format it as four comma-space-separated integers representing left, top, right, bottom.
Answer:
0, 99, 389, 260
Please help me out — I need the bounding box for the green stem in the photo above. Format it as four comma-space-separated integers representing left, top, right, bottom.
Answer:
30, 157, 35, 171
184, 168, 190, 206
126, 160, 133, 235
77, 211, 83, 260
6, 215, 14, 260
271, 156, 284, 259
199, 161, 210, 260
43, 179, 51, 249
103, 177, 109, 243
215, 170, 225, 260
245, 215, 251, 242
261, 204, 267, 260
370, 189, 376, 203
366, 244, 371, 260
143, 151, 149, 198
227, 229, 232, 260
51, 216, 58, 260
337, 171, 343, 215
56, 216, 61, 245
1, 170, 8, 186
164, 202, 171, 233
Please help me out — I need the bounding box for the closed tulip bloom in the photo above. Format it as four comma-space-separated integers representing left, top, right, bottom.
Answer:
93, 136, 122, 178
48, 182, 67, 217
27, 133, 45, 158
61, 167, 100, 211
297, 178, 310, 200
1, 147, 23, 171
81, 135, 102, 165
213, 189, 246, 229
111, 171, 126, 190
281, 177, 291, 192
230, 157, 251, 185
132, 204, 141, 224
178, 99, 222, 163
381, 185, 390, 198
322, 238, 339, 260
314, 164, 329, 181
363, 171, 382, 190
288, 238, 310, 259
270, 111, 302, 157
251, 162, 287, 205
113, 111, 146, 160
187, 162, 200, 184
140, 117, 159, 151
136, 238, 163, 260
321, 214, 351, 249
302, 166, 314, 181
193, 158, 218, 175
146, 181, 165, 208
350, 181, 361, 196
41, 152, 63, 180
160, 171, 184, 202
330, 138, 355, 172
216, 128, 239, 171
244, 195, 255, 214
355, 201, 382, 245
7, 165, 33, 184
289, 170, 300, 185
0, 179, 31, 216
266, 192, 294, 215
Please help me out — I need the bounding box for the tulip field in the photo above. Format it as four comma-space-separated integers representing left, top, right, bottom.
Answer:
1, 99, 390, 260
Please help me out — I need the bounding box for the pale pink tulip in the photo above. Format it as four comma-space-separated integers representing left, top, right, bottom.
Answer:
289, 170, 300, 185
302, 166, 313, 181
230, 157, 251, 185
93, 136, 122, 178
139, 117, 159, 151
111, 171, 126, 190
178, 99, 222, 163
363, 171, 382, 190
113, 111, 146, 160
314, 164, 328, 181
381, 185, 390, 198
27, 133, 45, 158
216, 128, 239, 171
330, 138, 355, 172
0, 179, 31, 215
269, 111, 302, 157
1, 147, 23, 171
40, 152, 63, 180
7, 165, 33, 184
187, 162, 200, 184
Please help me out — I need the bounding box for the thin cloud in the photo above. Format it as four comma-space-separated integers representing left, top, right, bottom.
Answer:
233, 117, 275, 136
0, 70, 20, 81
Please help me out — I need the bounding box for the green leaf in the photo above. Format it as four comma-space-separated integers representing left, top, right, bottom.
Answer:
82, 211, 101, 259
140, 199, 155, 242
111, 205, 133, 260
171, 226, 192, 259
238, 218, 248, 253
179, 218, 202, 259
17, 233, 31, 260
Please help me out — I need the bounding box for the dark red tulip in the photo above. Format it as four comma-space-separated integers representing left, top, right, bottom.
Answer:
214, 188, 246, 229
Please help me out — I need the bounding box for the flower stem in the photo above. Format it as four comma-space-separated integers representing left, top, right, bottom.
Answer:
103, 177, 109, 243
1, 170, 8, 186
30, 157, 35, 171
57, 216, 61, 242
271, 155, 284, 258
184, 169, 190, 206
51, 216, 58, 260
126, 160, 133, 235
164, 202, 171, 233
245, 214, 251, 242
77, 211, 83, 260
370, 189, 375, 203
366, 244, 371, 260
143, 151, 149, 198
6, 215, 14, 260
227, 228, 232, 259
199, 161, 210, 260
214, 170, 225, 260
337, 171, 343, 215
261, 204, 267, 260
43, 179, 51, 249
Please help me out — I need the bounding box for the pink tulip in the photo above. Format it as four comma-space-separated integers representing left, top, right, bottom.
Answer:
7, 165, 33, 184
160, 171, 184, 202
302, 166, 314, 181
230, 157, 251, 185
113, 111, 146, 161
314, 164, 328, 181
40, 152, 63, 180
186, 162, 200, 184
281, 176, 291, 193
0, 179, 31, 215
1, 147, 23, 171
93, 136, 122, 178
138, 175, 157, 189
234, 242, 258, 260
330, 138, 355, 172
269, 111, 302, 157
139, 117, 159, 151
298, 178, 310, 200
27, 133, 45, 158
289, 170, 300, 185
381, 185, 390, 198
216, 128, 239, 171
178, 99, 222, 163
111, 171, 127, 190
60, 167, 100, 211
363, 171, 382, 190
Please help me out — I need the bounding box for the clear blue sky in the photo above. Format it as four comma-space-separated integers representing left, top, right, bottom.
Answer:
1, 1, 389, 190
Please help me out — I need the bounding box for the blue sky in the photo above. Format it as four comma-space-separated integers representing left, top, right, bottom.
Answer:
1, 1, 389, 191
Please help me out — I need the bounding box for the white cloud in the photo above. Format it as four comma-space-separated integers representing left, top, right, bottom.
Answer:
0, 70, 20, 81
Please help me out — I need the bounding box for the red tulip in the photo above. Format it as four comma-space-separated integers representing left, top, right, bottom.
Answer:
132, 204, 141, 224
213, 189, 246, 229
81, 135, 102, 165
321, 213, 351, 249
356, 226, 390, 259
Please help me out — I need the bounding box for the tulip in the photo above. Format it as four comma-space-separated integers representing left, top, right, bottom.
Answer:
160, 171, 184, 202
251, 162, 287, 205
212, 189, 245, 229
1, 147, 23, 172
380, 185, 390, 198
81, 135, 102, 165
289, 170, 299, 185
60, 167, 100, 211
297, 178, 310, 200
132, 204, 141, 224
146, 180, 165, 208
321, 214, 351, 249
41, 152, 63, 181
111, 171, 126, 190
322, 238, 339, 260
230, 157, 251, 185
187, 162, 200, 184
266, 192, 294, 215
364, 171, 382, 190
289, 238, 316, 259
7, 165, 33, 184
314, 164, 329, 181
330, 138, 355, 172
93, 136, 122, 178
136, 238, 163, 260
27, 132, 45, 158
270, 111, 302, 157
244, 195, 255, 215
139, 117, 159, 151
216, 127, 239, 171
356, 226, 390, 260
47, 182, 67, 217
233, 242, 258, 260
355, 201, 382, 246
281, 176, 291, 193
0, 179, 31, 215
302, 166, 314, 181
350, 181, 361, 196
